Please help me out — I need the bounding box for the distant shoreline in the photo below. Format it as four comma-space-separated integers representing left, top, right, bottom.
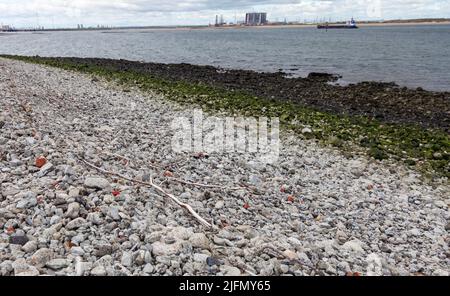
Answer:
2, 20, 450, 33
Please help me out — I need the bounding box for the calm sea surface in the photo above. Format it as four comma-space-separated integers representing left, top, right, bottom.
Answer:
1, 25, 449, 91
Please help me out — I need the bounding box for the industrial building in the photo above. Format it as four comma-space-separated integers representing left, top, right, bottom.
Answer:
245, 13, 268, 26
0, 24, 13, 31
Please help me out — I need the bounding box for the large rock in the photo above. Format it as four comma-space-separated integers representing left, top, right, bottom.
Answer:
30, 248, 54, 267
221, 265, 241, 276
66, 217, 87, 230
90, 265, 107, 276
46, 258, 69, 270
342, 239, 365, 253
66, 202, 80, 219
189, 233, 210, 249
152, 241, 183, 256
12, 258, 39, 276
21, 240, 38, 253
15, 191, 37, 209
84, 177, 110, 190
10, 235, 29, 246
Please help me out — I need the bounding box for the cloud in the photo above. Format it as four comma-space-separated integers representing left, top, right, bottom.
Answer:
0, 0, 448, 28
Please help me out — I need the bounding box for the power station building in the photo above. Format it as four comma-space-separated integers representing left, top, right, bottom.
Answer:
245, 13, 268, 26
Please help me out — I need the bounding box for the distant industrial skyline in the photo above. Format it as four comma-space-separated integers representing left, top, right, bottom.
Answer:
1, 0, 449, 29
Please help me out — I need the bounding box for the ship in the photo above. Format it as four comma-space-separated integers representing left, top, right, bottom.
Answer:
317, 18, 358, 29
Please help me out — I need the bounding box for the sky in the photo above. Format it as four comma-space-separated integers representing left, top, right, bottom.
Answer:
1, 0, 449, 28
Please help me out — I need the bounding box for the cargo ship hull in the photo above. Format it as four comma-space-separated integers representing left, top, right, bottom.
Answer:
317, 25, 358, 29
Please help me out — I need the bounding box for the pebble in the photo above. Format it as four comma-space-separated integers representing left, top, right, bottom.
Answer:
10, 235, 29, 246
90, 265, 107, 276
66, 218, 87, 230
21, 240, 38, 253
189, 233, 210, 249
30, 248, 54, 267
221, 265, 241, 276
84, 177, 110, 190
214, 200, 225, 209
66, 202, 80, 219
342, 239, 365, 253
46, 258, 69, 270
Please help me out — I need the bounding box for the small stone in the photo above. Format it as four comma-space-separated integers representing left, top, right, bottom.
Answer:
143, 263, 154, 274
336, 230, 348, 244
215, 200, 225, 209
193, 253, 208, 263
432, 269, 449, 276
75, 260, 91, 276
283, 250, 298, 260
15, 191, 37, 209
249, 175, 261, 186
206, 257, 222, 267
68, 188, 80, 198
71, 247, 85, 256
280, 264, 289, 274
12, 259, 40, 276
35, 156, 47, 168
39, 162, 53, 177
84, 177, 110, 190
66, 217, 87, 230
121, 252, 132, 267
50, 215, 61, 225
107, 207, 121, 221
25, 137, 36, 145
30, 248, 54, 267
221, 265, 241, 276
21, 240, 38, 253
10, 235, 29, 246
151, 241, 183, 256
301, 127, 313, 134
66, 202, 80, 219
342, 239, 365, 253
46, 258, 69, 270
95, 244, 113, 257
409, 229, 421, 236
189, 233, 210, 249
90, 265, 107, 276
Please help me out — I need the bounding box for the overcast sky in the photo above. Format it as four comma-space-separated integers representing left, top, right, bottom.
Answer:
1, 0, 449, 28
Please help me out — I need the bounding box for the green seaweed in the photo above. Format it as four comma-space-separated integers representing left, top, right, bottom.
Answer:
3, 55, 448, 180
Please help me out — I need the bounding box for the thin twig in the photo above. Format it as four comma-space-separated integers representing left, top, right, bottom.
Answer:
80, 158, 213, 229
101, 151, 132, 163
168, 177, 245, 191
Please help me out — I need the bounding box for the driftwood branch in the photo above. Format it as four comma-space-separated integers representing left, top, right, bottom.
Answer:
167, 177, 245, 191
80, 158, 213, 229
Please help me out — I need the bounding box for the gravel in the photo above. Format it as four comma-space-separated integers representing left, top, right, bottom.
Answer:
0, 57, 449, 276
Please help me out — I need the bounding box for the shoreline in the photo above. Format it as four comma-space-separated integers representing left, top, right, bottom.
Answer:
2, 55, 448, 180
2, 21, 449, 33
